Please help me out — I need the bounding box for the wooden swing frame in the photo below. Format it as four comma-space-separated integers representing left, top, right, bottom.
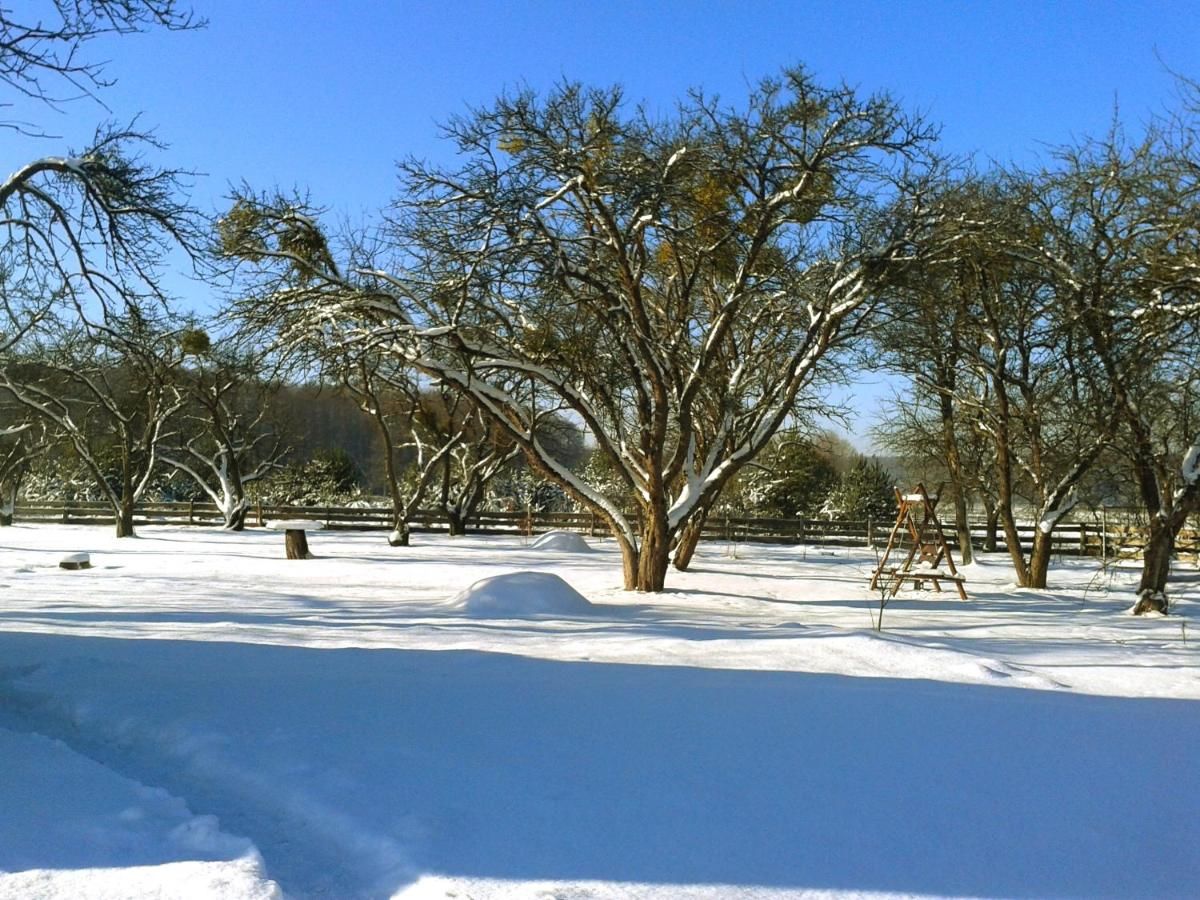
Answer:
869, 483, 968, 601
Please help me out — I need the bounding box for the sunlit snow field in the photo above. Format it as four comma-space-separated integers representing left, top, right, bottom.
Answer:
1, 524, 1198, 899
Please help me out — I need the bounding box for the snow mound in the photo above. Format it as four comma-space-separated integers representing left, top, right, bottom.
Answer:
529, 530, 594, 552
450, 571, 595, 618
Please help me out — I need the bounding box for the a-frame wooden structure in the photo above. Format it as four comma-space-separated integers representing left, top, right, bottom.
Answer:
869, 483, 968, 600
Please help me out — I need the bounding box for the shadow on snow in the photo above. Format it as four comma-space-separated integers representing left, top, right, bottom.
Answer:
0, 632, 1196, 899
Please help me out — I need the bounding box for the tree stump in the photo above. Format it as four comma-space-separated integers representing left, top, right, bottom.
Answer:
266, 519, 324, 560
284, 528, 311, 560
60, 552, 91, 570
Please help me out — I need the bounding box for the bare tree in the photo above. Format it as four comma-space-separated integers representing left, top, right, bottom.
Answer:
1, 1, 198, 126
225, 68, 938, 591
1024, 117, 1200, 612
0, 309, 185, 536
0, 412, 50, 524
871, 176, 1118, 588
870, 179, 1007, 563
0, 1, 206, 537
336, 353, 464, 546
160, 328, 285, 529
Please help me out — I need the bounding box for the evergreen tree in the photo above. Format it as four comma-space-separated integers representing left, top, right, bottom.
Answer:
824, 457, 897, 521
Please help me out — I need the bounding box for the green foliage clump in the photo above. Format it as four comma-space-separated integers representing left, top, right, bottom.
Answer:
823, 457, 897, 521
258, 449, 364, 505
178, 327, 211, 357
734, 438, 840, 517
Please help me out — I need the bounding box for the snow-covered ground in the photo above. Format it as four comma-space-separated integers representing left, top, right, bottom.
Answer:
1, 523, 1197, 899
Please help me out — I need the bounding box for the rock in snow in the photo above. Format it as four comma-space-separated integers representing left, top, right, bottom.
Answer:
450, 571, 595, 618
529, 530, 594, 552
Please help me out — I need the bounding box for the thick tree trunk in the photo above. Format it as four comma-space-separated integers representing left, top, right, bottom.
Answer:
637, 511, 672, 592
225, 500, 248, 531
116, 442, 136, 537
1027, 529, 1053, 589
672, 506, 709, 572
991, 422, 1029, 584
1133, 516, 1174, 615
115, 494, 135, 538
446, 509, 467, 536
0, 510, 11, 527
615, 531, 640, 591
284, 528, 312, 559
389, 520, 411, 547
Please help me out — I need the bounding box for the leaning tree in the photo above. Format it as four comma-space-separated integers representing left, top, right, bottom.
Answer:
224, 68, 939, 591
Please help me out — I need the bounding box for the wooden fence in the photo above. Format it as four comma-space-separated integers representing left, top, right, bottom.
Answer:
11, 499, 1200, 562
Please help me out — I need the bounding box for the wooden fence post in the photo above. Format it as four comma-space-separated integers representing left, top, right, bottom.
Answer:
188, 499, 195, 525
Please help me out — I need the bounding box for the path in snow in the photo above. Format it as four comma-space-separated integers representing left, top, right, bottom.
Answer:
0, 653, 412, 898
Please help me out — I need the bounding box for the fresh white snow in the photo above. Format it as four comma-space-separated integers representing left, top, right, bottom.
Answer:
449, 570, 597, 617
1, 524, 1198, 899
528, 529, 595, 552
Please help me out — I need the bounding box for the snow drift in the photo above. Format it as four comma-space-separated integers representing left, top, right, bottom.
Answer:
450, 571, 595, 618
529, 530, 594, 552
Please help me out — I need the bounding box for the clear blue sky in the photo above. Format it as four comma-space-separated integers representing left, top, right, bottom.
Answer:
15, 0, 1195, 217
6, 0, 1198, 444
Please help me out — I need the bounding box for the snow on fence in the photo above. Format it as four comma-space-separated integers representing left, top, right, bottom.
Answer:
10, 499, 1200, 562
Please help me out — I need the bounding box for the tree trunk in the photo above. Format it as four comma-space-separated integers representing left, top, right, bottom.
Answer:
389, 520, 411, 547
983, 500, 999, 552
446, 509, 467, 536
636, 509, 672, 592
1133, 515, 1174, 615
284, 528, 312, 559
115, 494, 135, 538
1027, 528, 1053, 589
997, 504, 1029, 586
672, 506, 709, 572
226, 500, 248, 531
952, 489, 973, 564
0, 482, 15, 526
618, 539, 639, 590
116, 438, 137, 538
992, 425, 1029, 584
939, 390, 974, 565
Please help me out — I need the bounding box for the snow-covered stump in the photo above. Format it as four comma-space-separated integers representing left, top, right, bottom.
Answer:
265, 519, 324, 560
59, 552, 91, 570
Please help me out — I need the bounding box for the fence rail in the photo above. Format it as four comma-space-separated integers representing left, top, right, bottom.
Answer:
10, 499, 1200, 561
